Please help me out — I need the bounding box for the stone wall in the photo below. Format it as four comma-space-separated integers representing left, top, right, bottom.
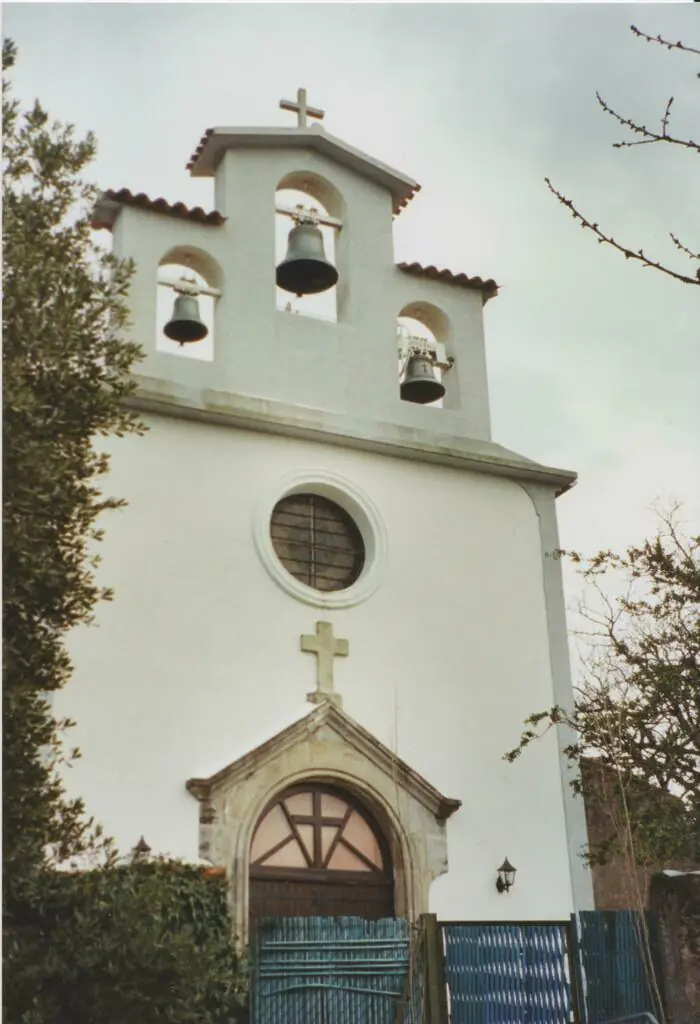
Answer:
649, 872, 700, 1024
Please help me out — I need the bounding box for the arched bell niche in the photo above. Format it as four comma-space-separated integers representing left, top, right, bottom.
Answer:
275, 171, 345, 324
397, 302, 452, 409
156, 246, 223, 363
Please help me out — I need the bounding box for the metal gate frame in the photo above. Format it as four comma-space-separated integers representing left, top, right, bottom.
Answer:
440, 919, 579, 1024
570, 912, 662, 1024
251, 916, 412, 1024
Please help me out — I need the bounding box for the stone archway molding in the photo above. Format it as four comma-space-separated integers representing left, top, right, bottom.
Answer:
186, 701, 461, 942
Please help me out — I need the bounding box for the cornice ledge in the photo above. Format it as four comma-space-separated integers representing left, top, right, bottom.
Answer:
186, 702, 461, 822
125, 376, 576, 495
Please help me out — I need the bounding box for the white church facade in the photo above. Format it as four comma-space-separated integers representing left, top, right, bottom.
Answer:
61, 89, 594, 939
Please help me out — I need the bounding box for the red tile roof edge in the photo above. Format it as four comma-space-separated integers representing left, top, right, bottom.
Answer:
185, 128, 420, 215
92, 188, 225, 229
397, 261, 499, 300
394, 184, 421, 215
186, 128, 215, 172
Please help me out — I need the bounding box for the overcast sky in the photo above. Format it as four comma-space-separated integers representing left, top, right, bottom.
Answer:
5, 2, 699, 628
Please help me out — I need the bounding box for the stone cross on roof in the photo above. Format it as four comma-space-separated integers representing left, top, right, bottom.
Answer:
280, 87, 325, 128
301, 621, 348, 709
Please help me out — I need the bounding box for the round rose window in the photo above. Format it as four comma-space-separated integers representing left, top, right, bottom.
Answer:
270, 493, 365, 593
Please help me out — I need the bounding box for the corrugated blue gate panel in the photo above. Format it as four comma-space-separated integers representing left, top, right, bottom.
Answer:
572, 911, 659, 1024
252, 917, 411, 1024
442, 923, 574, 1024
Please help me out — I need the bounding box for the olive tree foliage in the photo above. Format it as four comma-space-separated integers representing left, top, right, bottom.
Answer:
2, 36, 144, 898
506, 510, 700, 865
547, 25, 700, 286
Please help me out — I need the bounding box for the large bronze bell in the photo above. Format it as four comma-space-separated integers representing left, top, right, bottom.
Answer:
400, 354, 446, 404
164, 293, 208, 345
276, 223, 338, 296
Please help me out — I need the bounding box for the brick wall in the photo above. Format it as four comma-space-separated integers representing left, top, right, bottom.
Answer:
580, 759, 696, 910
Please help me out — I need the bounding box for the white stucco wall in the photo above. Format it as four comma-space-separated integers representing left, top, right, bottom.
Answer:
58, 413, 577, 920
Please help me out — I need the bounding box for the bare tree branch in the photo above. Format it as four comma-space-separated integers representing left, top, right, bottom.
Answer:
596, 91, 700, 152
545, 178, 700, 285
548, 25, 700, 285
631, 24, 700, 57
670, 233, 700, 260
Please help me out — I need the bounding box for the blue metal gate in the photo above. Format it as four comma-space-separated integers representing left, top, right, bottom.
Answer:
442, 922, 575, 1024
252, 917, 412, 1024
571, 911, 660, 1024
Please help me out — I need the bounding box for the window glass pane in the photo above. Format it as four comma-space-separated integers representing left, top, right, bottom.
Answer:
343, 811, 383, 867
321, 794, 348, 818
297, 824, 314, 862
250, 804, 292, 862
328, 842, 371, 872
321, 825, 339, 861
284, 793, 313, 816
261, 837, 307, 868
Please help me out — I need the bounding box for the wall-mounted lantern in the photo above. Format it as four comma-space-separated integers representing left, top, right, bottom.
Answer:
496, 857, 517, 894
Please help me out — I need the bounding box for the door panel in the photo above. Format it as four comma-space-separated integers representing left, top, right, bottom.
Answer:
250, 875, 394, 920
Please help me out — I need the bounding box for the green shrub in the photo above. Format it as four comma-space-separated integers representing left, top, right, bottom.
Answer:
4, 860, 248, 1024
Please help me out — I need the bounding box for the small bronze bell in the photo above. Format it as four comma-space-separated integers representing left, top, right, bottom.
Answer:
400, 354, 446, 404
164, 293, 208, 344
276, 223, 338, 296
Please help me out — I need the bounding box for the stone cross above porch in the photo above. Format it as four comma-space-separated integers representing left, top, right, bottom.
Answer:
301, 620, 348, 709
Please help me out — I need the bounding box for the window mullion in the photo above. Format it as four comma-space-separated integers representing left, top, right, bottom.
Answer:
309, 495, 316, 588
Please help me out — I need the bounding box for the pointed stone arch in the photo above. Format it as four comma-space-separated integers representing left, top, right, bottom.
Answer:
186, 703, 460, 940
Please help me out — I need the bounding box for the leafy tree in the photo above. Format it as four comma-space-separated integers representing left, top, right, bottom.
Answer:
3, 43, 248, 1022
2, 35, 142, 900
506, 510, 700, 866
547, 25, 700, 286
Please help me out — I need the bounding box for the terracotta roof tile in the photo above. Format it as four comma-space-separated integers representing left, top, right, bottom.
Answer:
186, 127, 420, 215
397, 261, 498, 301
394, 185, 421, 215
92, 188, 225, 230
186, 128, 215, 172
